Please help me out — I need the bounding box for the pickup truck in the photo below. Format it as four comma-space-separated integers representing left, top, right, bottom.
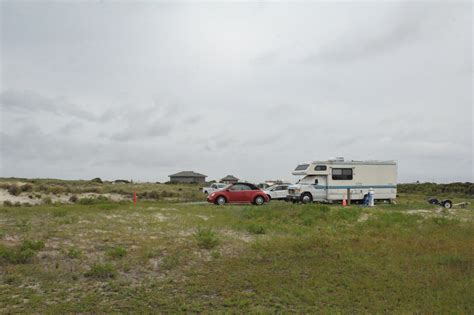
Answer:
202, 183, 227, 195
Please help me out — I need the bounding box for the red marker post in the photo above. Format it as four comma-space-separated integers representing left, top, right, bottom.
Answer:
133, 192, 137, 207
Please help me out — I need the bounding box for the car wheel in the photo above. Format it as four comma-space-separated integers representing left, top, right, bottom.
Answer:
216, 196, 227, 206
254, 196, 265, 205
301, 193, 313, 204
442, 200, 452, 209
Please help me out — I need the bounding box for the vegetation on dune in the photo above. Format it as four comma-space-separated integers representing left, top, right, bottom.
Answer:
0, 178, 473, 312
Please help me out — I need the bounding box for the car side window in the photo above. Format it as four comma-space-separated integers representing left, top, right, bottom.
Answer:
240, 184, 251, 191
229, 185, 240, 191
230, 184, 251, 191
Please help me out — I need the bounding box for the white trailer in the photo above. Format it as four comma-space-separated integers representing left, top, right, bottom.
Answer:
287, 158, 397, 204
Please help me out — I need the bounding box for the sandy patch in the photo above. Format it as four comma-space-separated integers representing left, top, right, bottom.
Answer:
357, 213, 370, 223
0, 189, 41, 205
160, 207, 177, 211
220, 230, 255, 243
196, 215, 212, 221
154, 213, 169, 222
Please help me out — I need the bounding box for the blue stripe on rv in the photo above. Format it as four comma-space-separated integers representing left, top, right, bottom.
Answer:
311, 185, 397, 189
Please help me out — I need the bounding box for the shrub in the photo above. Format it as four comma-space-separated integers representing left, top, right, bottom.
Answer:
7, 184, 20, 196
145, 191, 161, 200
82, 187, 101, 194
84, 263, 116, 279
42, 197, 52, 205
161, 254, 180, 270
69, 195, 78, 203
3, 201, 13, 207
48, 186, 67, 195
106, 246, 127, 259
21, 240, 45, 251
67, 247, 82, 259
14, 202, 21, 207
20, 184, 33, 192
0, 240, 44, 264
96, 195, 109, 202
246, 223, 266, 234
194, 228, 219, 249
91, 177, 103, 183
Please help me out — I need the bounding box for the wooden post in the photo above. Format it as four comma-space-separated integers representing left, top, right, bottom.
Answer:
347, 188, 351, 205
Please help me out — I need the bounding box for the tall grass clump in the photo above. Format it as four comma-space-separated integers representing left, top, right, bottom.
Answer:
0, 240, 44, 264
194, 228, 219, 249
84, 263, 116, 279
106, 246, 127, 259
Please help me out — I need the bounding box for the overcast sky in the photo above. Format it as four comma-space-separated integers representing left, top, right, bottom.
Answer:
0, 1, 472, 183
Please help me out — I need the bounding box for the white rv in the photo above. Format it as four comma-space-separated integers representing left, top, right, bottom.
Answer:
287, 158, 397, 204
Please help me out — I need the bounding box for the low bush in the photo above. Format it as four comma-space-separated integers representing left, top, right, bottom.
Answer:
91, 177, 103, 183
67, 247, 82, 259
42, 197, 52, 205
161, 254, 180, 270
0, 240, 44, 264
84, 263, 116, 279
106, 246, 127, 259
20, 184, 33, 192
96, 195, 109, 202
194, 228, 219, 249
69, 195, 78, 203
7, 184, 20, 196
48, 186, 68, 195
3, 200, 13, 207
246, 223, 266, 234
21, 240, 45, 251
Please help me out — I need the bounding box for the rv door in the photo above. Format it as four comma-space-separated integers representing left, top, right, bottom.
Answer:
313, 176, 327, 201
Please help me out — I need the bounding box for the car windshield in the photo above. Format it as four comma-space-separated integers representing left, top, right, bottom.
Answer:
265, 185, 277, 191
223, 184, 232, 190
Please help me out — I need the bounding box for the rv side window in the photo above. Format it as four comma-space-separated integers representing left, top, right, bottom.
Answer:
314, 165, 327, 171
332, 168, 353, 180
295, 164, 309, 171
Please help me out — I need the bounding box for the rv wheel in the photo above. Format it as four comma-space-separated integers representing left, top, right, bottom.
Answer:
301, 193, 313, 204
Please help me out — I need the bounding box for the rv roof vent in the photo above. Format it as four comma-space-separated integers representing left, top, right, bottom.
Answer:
329, 157, 344, 162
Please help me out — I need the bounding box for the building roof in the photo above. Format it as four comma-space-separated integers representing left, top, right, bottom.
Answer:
221, 175, 239, 181
169, 171, 207, 178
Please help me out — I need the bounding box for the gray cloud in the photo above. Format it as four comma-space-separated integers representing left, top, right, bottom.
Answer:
0, 1, 471, 183
0, 90, 99, 121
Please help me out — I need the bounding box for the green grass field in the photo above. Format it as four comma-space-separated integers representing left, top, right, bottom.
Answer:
0, 182, 473, 312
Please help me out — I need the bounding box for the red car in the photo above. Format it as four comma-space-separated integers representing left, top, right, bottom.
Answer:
207, 182, 270, 205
